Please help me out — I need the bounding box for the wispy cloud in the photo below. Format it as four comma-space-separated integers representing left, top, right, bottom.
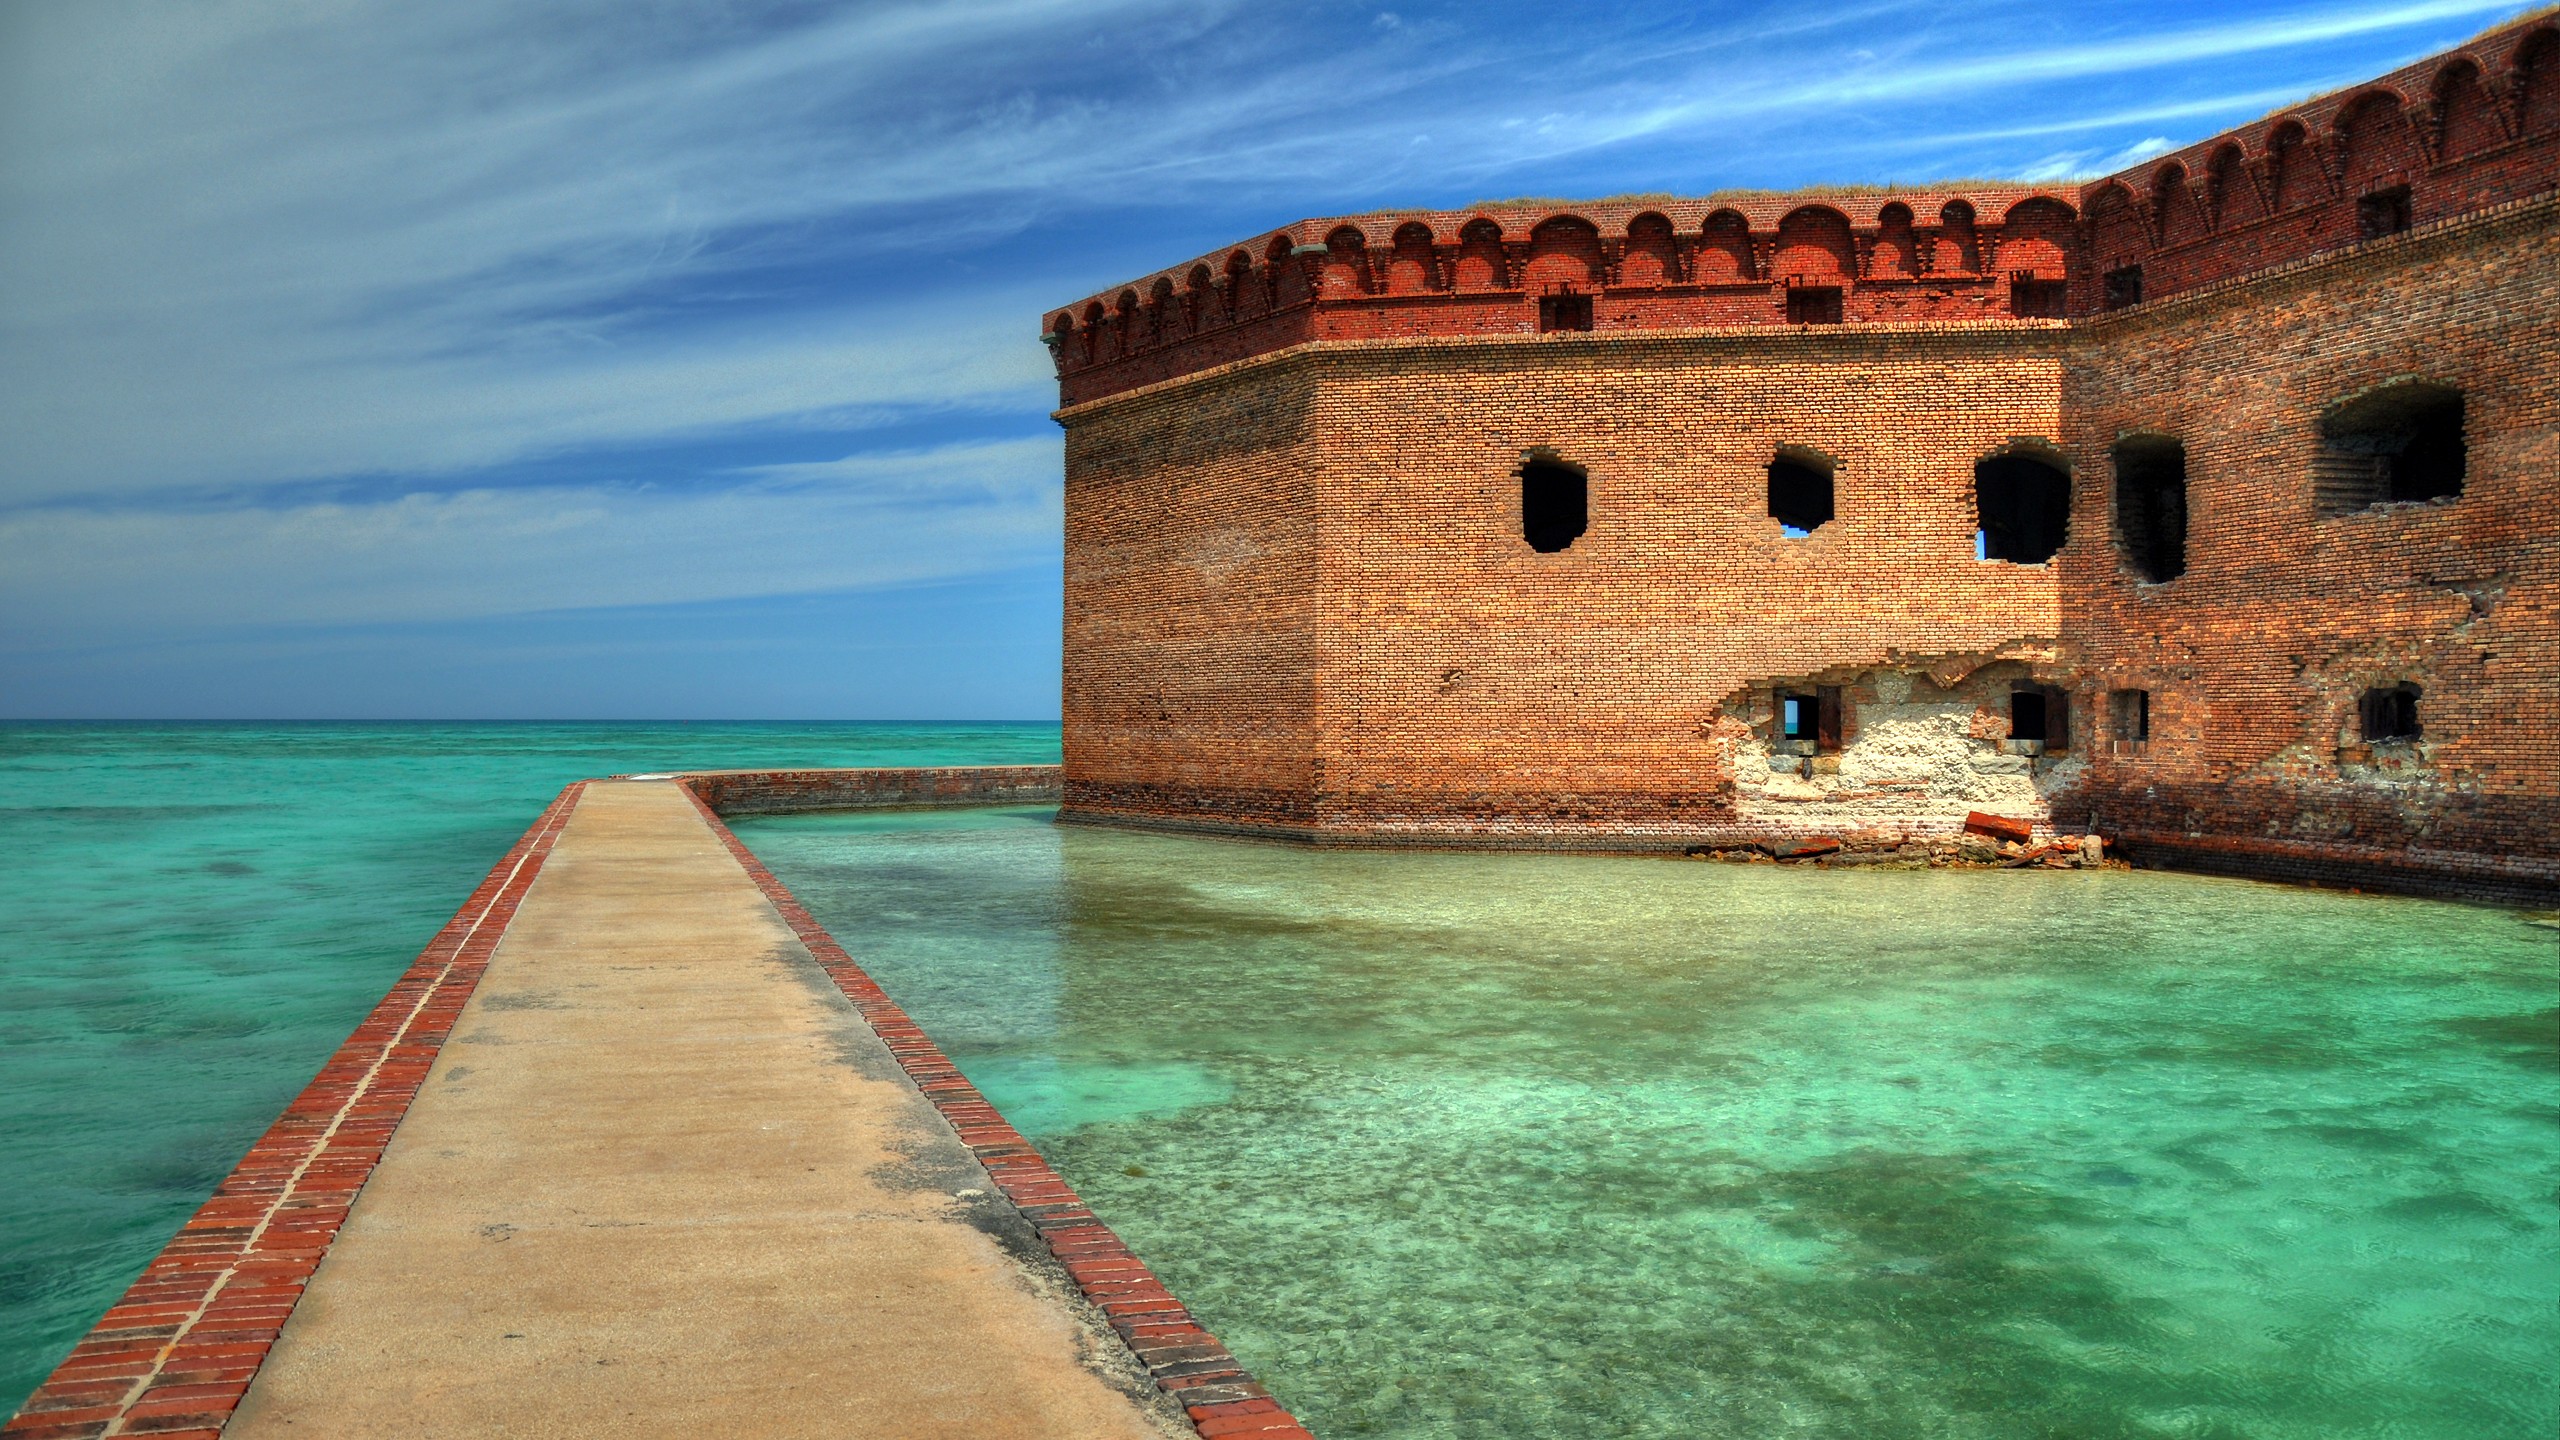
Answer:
0, 0, 2532, 711
0, 438, 1062, 644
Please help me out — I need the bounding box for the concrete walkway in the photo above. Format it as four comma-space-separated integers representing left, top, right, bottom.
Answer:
223, 781, 1186, 1439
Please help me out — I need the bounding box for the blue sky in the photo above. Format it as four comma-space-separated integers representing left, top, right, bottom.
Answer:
0, 0, 2530, 719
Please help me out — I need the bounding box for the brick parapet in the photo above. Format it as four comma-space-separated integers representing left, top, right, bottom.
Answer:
1045, 13, 2560, 408
675, 763, 1062, 815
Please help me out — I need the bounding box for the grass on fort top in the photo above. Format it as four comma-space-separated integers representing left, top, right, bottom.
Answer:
1456, 182, 2038, 209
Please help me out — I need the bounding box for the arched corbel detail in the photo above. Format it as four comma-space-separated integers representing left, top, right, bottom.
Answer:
2315, 129, 2352, 199
2478, 68, 2525, 141
2404, 96, 2447, 167
2185, 175, 2220, 234
2125, 191, 2162, 250
2241, 149, 2280, 215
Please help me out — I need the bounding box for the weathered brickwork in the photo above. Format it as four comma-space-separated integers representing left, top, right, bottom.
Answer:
680, 764, 1062, 815
1311, 326, 2069, 839
1053, 15, 2560, 901
2054, 199, 2559, 905
1063, 370, 1326, 827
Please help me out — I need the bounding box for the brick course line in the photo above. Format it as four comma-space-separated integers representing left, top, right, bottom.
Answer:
673, 781, 1314, 1440
2, 785, 587, 1440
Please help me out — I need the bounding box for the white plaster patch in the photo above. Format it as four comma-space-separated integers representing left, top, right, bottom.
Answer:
1730, 670, 2084, 835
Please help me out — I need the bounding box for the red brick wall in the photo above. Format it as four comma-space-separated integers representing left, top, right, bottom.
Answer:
2079, 19, 2560, 312
1061, 370, 1327, 829
1048, 15, 2560, 898
1309, 326, 2066, 839
1050, 191, 2079, 407
2053, 198, 2560, 904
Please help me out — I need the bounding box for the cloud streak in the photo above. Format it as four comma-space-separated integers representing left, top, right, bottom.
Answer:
0, 0, 2533, 711
0, 438, 1062, 646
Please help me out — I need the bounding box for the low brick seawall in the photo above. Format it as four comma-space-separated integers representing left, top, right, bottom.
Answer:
667, 767, 2555, 904
2112, 831, 2560, 909
674, 764, 1062, 816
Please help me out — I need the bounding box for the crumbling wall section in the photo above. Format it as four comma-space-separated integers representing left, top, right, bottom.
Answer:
1727, 660, 2086, 838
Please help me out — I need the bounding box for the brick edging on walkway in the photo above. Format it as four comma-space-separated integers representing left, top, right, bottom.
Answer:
2, 784, 587, 1440
676, 785, 1316, 1440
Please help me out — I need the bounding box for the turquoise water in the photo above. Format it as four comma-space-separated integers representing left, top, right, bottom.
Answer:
742, 807, 2560, 1440
0, 722, 1057, 1410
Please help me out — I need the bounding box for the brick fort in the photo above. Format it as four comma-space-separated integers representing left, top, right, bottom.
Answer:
1042, 14, 2559, 905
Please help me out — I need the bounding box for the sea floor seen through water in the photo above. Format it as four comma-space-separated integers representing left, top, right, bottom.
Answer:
739, 806, 2560, 1440
0, 722, 1058, 1409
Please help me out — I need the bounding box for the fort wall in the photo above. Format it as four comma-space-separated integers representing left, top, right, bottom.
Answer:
2056, 197, 2560, 904
1310, 326, 2068, 840
1047, 13, 2560, 899
1062, 370, 1326, 828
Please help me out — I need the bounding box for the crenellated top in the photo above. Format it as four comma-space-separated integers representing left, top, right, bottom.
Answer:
2078, 13, 2558, 293
1047, 13, 2560, 408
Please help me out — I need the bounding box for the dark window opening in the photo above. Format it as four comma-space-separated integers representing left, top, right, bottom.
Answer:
2315, 382, 2464, 513
2357, 186, 2413, 240
1520, 454, 1588, 553
1767, 449, 1835, 535
2011, 276, 2068, 318
1975, 452, 2071, 564
1777, 686, 1843, 751
2111, 436, 2188, 583
1538, 290, 1593, 332
1786, 286, 1843, 324
2103, 265, 2144, 310
2109, 688, 2151, 742
2010, 685, 2069, 751
2360, 684, 2421, 743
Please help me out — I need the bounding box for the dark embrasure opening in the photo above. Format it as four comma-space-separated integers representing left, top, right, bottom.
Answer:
2112, 437, 2188, 583
1768, 452, 1835, 534
1976, 453, 2071, 564
2361, 685, 2422, 743
1520, 456, 1589, 553
2317, 383, 2464, 513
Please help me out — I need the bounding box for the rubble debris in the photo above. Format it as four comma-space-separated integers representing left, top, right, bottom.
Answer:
1687, 831, 2124, 872
1965, 811, 2035, 844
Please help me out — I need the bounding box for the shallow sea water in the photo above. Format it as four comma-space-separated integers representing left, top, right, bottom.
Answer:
0, 722, 1057, 1408
742, 806, 2560, 1440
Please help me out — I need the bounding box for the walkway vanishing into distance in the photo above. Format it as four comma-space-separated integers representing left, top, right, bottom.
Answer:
9, 776, 1303, 1440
